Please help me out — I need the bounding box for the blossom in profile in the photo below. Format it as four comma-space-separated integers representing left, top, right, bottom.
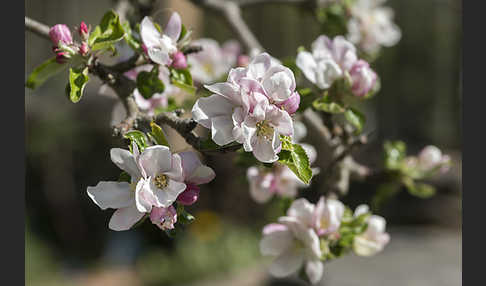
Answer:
352, 204, 390, 256
176, 151, 216, 206
140, 12, 182, 66
150, 205, 177, 230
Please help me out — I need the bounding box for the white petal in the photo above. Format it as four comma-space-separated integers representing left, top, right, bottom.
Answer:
296, 51, 317, 84
108, 204, 145, 231
262, 66, 295, 102
211, 115, 235, 146
252, 135, 279, 163
140, 17, 161, 48
266, 107, 293, 137
133, 88, 151, 110
353, 236, 383, 256
187, 165, 215, 185
354, 204, 370, 217
110, 148, 141, 179
287, 198, 315, 227
204, 82, 241, 104
153, 179, 187, 207
248, 53, 272, 80
138, 145, 172, 178
269, 247, 305, 278
147, 47, 171, 65
87, 181, 133, 210
164, 153, 184, 182
192, 94, 234, 128
164, 12, 181, 41
135, 179, 156, 213
260, 227, 293, 256
306, 260, 324, 284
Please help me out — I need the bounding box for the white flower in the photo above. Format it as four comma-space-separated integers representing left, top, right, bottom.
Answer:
243, 100, 294, 163
87, 143, 186, 231
352, 204, 390, 256
347, 0, 401, 54
417, 145, 451, 173
349, 59, 377, 97
296, 35, 358, 89
188, 38, 241, 84
260, 217, 323, 284
140, 12, 182, 65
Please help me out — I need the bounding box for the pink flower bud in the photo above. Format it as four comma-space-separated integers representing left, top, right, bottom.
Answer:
349, 60, 377, 97
49, 24, 73, 47
171, 51, 188, 69
141, 44, 148, 56
277, 91, 300, 114
150, 205, 177, 230
176, 184, 200, 206
79, 42, 89, 56
237, 55, 250, 67
79, 21, 89, 38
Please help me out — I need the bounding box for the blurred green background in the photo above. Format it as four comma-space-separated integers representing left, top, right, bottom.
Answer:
25, 0, 461, 285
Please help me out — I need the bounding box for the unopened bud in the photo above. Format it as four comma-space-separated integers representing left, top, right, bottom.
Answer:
171, 51, 188, 69
49, 24, 73, 47
237, 55, 250, 67
79, 21, 89, 40
79, 42, 89, 56
278, 91, 300, 114
176, 184, 200, 206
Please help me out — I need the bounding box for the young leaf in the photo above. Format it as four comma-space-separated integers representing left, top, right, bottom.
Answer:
384, 140, 407, 170
402, 177, 436, 198
121, 21, 141, 51
124, 130, 148, 152
312, 95, 345, 114
169, 67, 196, 95
89, 10, 126, 51
148, 122, 170, 147
278, 143, 313, 184
67, 67, 90, 103
136, 65, 165, 99
344, 107, 365, 134
26, 57, 68, 89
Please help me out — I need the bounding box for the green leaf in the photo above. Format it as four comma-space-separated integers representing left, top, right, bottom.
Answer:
344, 107, 366, 134
278, 143, 313, 185
279, 135, 293, 151
121, 21, 141, 51
312, 94, 345, 114
176, 204, 195, 225
169, 67, 196, 95
67, 67, 90, 103
26, 57, 68, 89
178, 24, 188, 42
371, 181, 401, 211
89, 10, 126, 51
402, 178, 436, 198
136, 65, 165, 99
124, 130, 148, 152
148, 122, 170, 147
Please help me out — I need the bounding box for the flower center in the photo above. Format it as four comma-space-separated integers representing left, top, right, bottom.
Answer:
256, 121, 274, 141
154, 174, 168, 189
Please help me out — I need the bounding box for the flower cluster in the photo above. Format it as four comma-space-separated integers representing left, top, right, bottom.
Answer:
187, 38, 243, 84
260, 197, 389, 284
48, 22, 91, 63
87, 143, 214, 231
296, 35, 377, 97
140, 12, 188, 69
347, 0, 401, 55
192, 53, 300, 162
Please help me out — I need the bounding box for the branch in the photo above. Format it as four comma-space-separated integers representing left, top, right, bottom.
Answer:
189, 0, 264, 53
25, 17, 50, 40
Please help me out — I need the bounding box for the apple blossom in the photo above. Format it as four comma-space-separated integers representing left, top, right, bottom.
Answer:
150, 205, 177, 230
188, 38, 241, 84
171, 51, 188, 69
349, 59, 377, 97
176, 151, 216, 205
347, 0, 401, 55
79, 21, 89, 40
140, 12, 182, 66
352, 204, 390, 256
312, 196, 345, 237
260, 216, 323, 284
87, 143, 186, 231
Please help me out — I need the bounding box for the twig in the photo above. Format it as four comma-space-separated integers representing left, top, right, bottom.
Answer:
25, 17, 50, 40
